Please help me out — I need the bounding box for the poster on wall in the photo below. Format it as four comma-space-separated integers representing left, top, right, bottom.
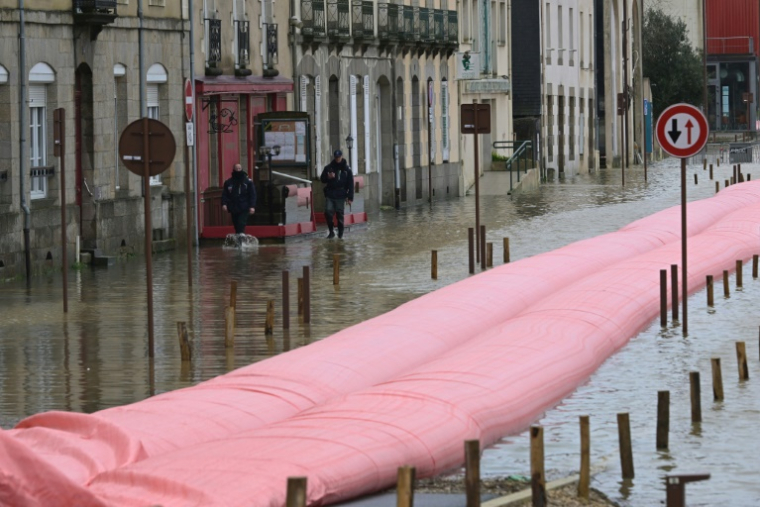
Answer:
257, 112, 311, 168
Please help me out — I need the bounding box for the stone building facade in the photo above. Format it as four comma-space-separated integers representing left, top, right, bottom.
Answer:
0, 0, 190, 279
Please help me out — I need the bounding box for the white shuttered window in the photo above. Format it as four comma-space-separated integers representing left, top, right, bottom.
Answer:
29, 84, 47, 199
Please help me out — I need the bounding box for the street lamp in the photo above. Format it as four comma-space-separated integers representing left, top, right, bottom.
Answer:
345, 135, 353, 169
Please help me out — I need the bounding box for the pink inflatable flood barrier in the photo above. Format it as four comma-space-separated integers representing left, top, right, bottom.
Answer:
3, 183, 760, 506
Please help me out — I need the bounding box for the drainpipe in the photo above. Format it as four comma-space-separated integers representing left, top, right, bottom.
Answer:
189, 0, 199, 245
138, 0, 145, 116
18, 0, 31, 282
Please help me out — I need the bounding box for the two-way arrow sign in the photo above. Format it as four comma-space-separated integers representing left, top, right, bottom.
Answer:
656, 103, 709, 158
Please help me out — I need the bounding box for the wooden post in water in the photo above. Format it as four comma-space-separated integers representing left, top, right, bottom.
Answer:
656, 391, 669, 450
671, 264, 679, 322
224, 306, 235, 348
715, 181, 719, 193
230, 280, 237, 309
303, 266, 311, 324
530, 426, 546, 507
736, 341, 749, 380
504, 237, 510, 263
753, 255, 759, 278
617, 413, 634, 479
694, 173, 698, 185
286, 477, 307, 507
265, 300, 274, 335
690, 371, 702, 423
706, 275, 714, 306
660, 269, 668, 327
468, 228, 475, 274
431, 250, 438, 279
177, 321, 191, 362
297, 278, 304, 316
487, 243, 493, 267
703, 159, 707, 171
711, 358, 724, 401
578, 416, 590, 499
723, 270, 730, 297
396, 466, 415, 507
480, 225, 487, 271
282, 271, 290, 330
333, 254, 340, 286
725, 179, 729, 188
465, 439, 480, 507
736, 260, 743, 287
709, 164, 713, 180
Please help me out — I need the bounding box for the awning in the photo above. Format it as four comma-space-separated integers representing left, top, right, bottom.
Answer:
195, 75, 293, 96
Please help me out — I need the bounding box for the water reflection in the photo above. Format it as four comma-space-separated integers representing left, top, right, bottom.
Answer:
1, 159, 758, 505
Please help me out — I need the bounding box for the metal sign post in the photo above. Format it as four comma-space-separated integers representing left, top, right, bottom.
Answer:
184, 78, 194, 287
53, 108, 67, 313
461, 102, 491, 263
656, 103, 710, 336
119, 118, 177, 357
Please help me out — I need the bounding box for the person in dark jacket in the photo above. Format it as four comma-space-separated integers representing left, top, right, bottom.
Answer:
320, 149, 354, 239
221, 163, 256, 235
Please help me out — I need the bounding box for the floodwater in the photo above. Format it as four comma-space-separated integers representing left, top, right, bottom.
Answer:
1, 156, 759, 505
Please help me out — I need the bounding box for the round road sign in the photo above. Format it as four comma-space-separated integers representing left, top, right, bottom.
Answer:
655, 103, 709, 158
184, 78, 194, 122
119, 118, 177, 177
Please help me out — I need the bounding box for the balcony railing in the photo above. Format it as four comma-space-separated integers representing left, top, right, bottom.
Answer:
352, 0, 374, 39
401, 5, 414, 42
446, 10, 458, 46
302, 0, 326, 38
205, 18, 222, 75
266, 23, 279, 66
433, 9, 444, 43
235, 20, 250, 73
707, 36, 755, 56
73, 0, 117, 39
327, 0, 351, 40
419, 7, 431, 43
378, 2, 399, 42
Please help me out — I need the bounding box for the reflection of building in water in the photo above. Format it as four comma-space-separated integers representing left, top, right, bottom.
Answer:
705, 0, 759, 132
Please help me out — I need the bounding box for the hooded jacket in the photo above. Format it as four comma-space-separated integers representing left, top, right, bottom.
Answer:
320, 159, 354, 201
221, 171, 257, 213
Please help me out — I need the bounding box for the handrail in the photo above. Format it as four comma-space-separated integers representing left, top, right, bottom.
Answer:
493, 140, 534, 192
271, 170, 313, 185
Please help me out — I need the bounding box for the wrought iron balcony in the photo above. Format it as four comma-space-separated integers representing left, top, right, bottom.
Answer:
419, 8, 431, 43
205, 18, 222, 76
327, 0, 351, 40
264, 23, 279, 77
378, 2, 399, 42
235, 20, 251, 76
301, 0, 327, 38
446, 10, 458, 47
352, 0, 374, 39
433, 9, 444, 44
401, 5, 414, 43
73, 0, 117, 39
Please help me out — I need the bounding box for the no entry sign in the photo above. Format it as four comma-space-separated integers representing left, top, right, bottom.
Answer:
184, 78, 194, 122
655, 103, 709, 158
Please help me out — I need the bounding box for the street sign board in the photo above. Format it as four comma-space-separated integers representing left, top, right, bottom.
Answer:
119, 118, 177, 177
184, 78, 194, 122
655, 103, 709, 158
460, 104, 491, 134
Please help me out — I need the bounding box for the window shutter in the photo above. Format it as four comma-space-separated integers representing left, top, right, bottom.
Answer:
363, 75, 371, 173
28, 84, 47, 107
147, 83, 159, 107
300, 75, 308, 112
441, 80, 449, 161
314, 76, 322, 173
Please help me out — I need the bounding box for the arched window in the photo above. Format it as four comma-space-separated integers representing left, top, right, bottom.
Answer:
0, 64, 8, 84
29, 62, 56, 199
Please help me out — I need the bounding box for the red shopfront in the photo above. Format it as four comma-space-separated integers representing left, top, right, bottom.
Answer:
195, 75, 312, 239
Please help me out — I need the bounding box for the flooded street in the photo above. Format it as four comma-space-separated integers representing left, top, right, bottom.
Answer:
2, 158, 759, 505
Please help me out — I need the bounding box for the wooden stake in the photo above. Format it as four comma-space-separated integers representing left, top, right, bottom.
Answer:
723, 270, 730, 297
224, 306, 235, 348
709, 164, 713, 180
736, 260, 743, 287
530, 426, 546, 507
282, 271, 290, 330
617, 413, 634, 479
297, 278, 304, 316
753, 254, 759, 278
230, 280, 237, 310
504, 237, 510, 263
286, 476, 307, 507
487, 242, 493, 268
396, 466, 415, 507
703, 159, 707, 171
431, 250, 438, 279
706, 275, 714, 306
465, 439, 480, 507
694, 173, 698, 185
578, 416, 590, 499
303, 266, 311, 324
671, 264, 679, 322
177, 321, 191, 362
480, 225, 486, 271
468, 228, 475, 274
660, 269, 668, 327
656, 391, 669, 450
265, 300, 274, 335
736, 341, 749, 380
711, 358, 724, 401
690, 371, 702, 423
715, 181, 719, 193
333, 254, 340, 286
